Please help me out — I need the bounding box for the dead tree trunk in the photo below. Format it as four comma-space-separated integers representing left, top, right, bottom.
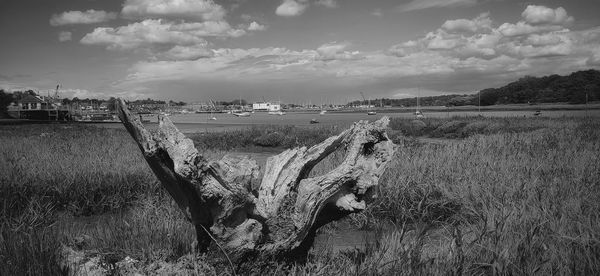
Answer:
117, 99, 395, 258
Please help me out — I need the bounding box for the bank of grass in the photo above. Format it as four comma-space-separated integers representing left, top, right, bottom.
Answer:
189, 124, 342, 150
388, 116, 561, 139
1, 117, 599, 275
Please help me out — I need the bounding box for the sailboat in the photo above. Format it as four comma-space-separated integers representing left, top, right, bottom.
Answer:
361, 92, 376, 115
319, 97, 327, 115
208, 100, 217, 120
232, 96, 251, 117
367, 97, 376, 115
415, 87, 425, 118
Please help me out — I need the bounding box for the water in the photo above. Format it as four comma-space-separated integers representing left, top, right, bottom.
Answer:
93, 108, 600, 133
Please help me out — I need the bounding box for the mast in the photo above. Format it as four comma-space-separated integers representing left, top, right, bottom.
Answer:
415, 86, 421, 113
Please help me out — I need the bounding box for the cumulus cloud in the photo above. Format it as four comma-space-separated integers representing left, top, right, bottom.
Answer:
397, 0, 478, 12
81, 19, 244, 50
49, 10, 117, 26
247, 21, 266, 31
525, 32, 567, 46
442, 13, 492, 34
522, 5, 573, 25
387, 5, 583, 61
315, 0, 337, 8
58, 31, 72, 42
108, 5, 600, 101
276, 0, 308, 17
121, 0, 226, 21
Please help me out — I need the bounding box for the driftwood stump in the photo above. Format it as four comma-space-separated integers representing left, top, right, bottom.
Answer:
117, 99, 395, 259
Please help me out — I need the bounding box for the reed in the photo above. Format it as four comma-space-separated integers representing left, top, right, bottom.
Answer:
1, 117, 599, 275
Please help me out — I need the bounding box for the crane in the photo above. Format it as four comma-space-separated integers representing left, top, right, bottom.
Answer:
55, 84, 60, 99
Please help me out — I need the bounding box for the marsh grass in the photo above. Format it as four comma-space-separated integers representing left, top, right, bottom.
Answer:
189, 124, 341, 150
1, 117, 599, 275
388, 116, 561, 138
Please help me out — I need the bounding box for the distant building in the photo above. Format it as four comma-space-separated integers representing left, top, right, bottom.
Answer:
252, 102, 281, 112
9, 95, 70, 120
18, 95, 53, 110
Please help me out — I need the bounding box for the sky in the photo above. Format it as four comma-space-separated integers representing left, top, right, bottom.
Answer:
1, 0, 600, 103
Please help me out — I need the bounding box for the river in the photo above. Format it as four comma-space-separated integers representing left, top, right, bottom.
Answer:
92, 108, 600, 133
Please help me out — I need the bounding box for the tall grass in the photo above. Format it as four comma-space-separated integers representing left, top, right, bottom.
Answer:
189, 124, 341, 150
388, 116, 561, 138
364, 117, 600, 274
1, 117, 599, 275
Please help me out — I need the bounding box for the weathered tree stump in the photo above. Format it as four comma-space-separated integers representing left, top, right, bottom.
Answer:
117, 99, 395, 259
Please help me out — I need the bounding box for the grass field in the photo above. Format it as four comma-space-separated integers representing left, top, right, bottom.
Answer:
1, 116, 599, 275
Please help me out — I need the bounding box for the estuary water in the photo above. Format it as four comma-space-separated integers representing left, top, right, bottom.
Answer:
120, 108, 600, 133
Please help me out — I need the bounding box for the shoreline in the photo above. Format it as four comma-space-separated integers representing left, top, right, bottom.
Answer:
2, 102, 599, 126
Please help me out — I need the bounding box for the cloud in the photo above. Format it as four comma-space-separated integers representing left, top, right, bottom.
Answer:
162, 44, 213, 60
525, 32, 567, 46
442, 13, 492, 34
109, 5, 600, 101
49, 10, 117, 26
122, 0, 226, 21
316, 42, 362, 60
81, 19, 244, 50
58, 31, 72, 42
397, 0, 478, 13
276, 0, 308, 17
588, 51, 600, 66
497, 21, 565, 37
387, 40, 424, 57
387, 6, 583, 61
247, 21, 266, 31
315, 0, 337, 8
522, 5, 573, 25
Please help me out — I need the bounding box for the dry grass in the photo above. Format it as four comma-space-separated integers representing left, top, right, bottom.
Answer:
1, 117, 599, 275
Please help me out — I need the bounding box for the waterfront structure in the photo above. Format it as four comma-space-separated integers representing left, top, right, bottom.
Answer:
252, 102, 281, 112
8, 95, 71, 120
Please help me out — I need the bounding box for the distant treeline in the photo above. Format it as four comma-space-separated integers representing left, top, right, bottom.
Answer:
351, 69, 600, 107
478, 69, 600, 105
3, 69, 600, 113
0, 89, 185, 113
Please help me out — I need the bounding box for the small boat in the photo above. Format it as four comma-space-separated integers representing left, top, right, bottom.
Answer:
367, 111, 377, 115
210, 116, 217, 120
320, 110, 327, 115
232, 111, 251, 117
310, 118, 319, 124
533, 110, 541, 116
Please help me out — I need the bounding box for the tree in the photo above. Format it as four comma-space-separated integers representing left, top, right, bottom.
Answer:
116, 99, 395, 259
107, 97, 117, 111
0, 90, 14, 116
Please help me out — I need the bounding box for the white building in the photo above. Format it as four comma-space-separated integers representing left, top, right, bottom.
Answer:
252, 102, 281, 111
